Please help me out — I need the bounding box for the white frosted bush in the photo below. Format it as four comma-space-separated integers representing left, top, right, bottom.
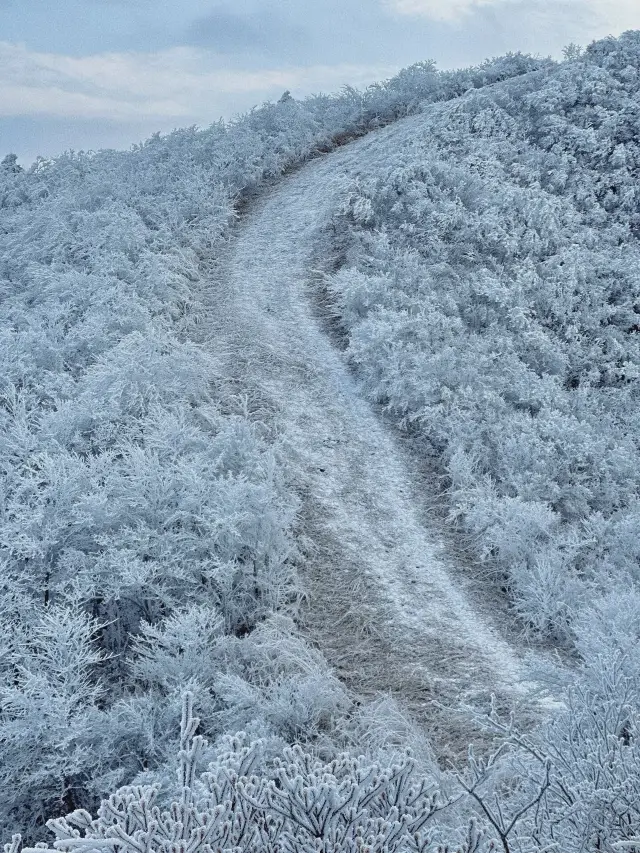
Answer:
324, 30, 640, 643
5, 694, 494, 853
484, 646, 640, 852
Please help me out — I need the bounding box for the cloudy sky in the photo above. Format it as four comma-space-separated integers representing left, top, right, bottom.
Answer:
1, 0, 638, 165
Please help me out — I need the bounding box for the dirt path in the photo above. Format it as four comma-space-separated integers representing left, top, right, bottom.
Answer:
209, 119, 556, 762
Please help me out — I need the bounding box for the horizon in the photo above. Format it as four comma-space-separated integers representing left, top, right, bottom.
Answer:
1, 0, 639, 167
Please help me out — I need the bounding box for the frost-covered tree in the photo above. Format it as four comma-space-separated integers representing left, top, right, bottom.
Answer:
1, 154, 22, 174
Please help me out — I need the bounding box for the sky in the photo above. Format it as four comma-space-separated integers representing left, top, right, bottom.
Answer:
1, 0, 639, 166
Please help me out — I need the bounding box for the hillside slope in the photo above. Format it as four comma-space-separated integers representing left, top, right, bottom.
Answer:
4, 33, 640, 853
0, 49, 557, 839
322, 34, 640, 653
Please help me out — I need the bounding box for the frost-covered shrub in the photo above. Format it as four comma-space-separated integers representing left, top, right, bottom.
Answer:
128, 612, 349, 743
472, 641, 640, 852
5, 694, 497, 853
11, 683, 640, 853
323, 30, 640, 643
0, 604, 110, 833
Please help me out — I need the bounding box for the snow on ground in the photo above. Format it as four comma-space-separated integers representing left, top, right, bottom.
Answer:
209, 112, 559, 761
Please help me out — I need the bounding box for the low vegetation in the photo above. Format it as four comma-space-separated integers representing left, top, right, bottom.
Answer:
2, 31, 640, 853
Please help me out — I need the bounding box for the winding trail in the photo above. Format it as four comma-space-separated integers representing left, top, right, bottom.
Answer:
211, 115, 554, 762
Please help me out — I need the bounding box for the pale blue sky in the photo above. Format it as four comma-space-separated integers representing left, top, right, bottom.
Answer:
1, 0, 638, 165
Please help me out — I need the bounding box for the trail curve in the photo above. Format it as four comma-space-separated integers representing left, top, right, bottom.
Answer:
209, 114, 555, 761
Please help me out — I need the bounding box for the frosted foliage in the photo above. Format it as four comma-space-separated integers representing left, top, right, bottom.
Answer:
325, 29, 640, 642
0, 605, 109, 832
3, 29, 640, 853
6, 695, 497, 853
127, 610, 349, 745
477, 649, 640, 852
10, 689, 640, 853
0, 47, 556, 841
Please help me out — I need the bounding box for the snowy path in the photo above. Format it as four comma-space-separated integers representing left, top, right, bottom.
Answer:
211, 117, 552, 760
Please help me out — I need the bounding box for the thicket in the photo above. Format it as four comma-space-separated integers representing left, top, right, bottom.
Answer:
7, 671, 640, 853
325, 30, 640, 645
0, 51, 553, 840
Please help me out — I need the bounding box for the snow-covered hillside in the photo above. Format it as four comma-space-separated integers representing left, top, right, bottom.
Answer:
2, 32, 640, 853
324, 34, 640, 651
